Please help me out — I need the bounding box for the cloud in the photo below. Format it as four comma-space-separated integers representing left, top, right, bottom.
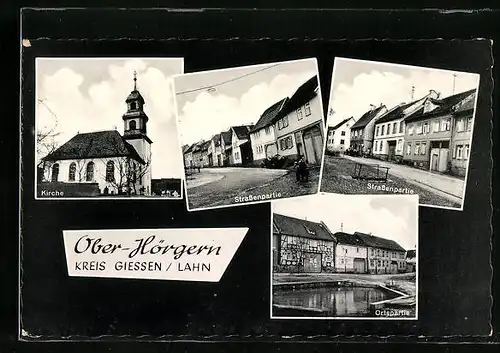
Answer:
36, 59, 184, 178
176, 70, 316, 144
328, 61, 480, 127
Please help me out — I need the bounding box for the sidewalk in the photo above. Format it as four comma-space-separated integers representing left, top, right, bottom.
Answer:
343, 155, 465, 199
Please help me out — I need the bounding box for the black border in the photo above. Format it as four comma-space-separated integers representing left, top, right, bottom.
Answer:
4, 5, 500, 352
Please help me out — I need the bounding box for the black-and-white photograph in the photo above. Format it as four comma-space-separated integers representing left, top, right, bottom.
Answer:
321, 58, 480, 210
173, 58, 325, 211
35, 58, 184, 199
271, 194, 418, 319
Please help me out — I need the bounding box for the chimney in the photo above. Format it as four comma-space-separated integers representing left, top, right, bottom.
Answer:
369, 104, 376, 111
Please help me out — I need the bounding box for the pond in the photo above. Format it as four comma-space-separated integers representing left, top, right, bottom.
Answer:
273, 286, 398, 317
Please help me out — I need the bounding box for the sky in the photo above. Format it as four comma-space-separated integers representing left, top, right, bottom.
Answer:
327, 57, 481, 127
36, 58, 184, 178
273, 193, 418, 250
173, 58, 319, 145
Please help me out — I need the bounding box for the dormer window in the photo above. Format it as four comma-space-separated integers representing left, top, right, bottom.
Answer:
303, 225, 316, 235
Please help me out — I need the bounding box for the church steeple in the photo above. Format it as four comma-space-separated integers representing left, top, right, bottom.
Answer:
122, 71, 150, 141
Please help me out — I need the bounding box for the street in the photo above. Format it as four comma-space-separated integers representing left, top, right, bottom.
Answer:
320, 155, 462, 208
344, 155, 465, 200
186, 166, 320, 209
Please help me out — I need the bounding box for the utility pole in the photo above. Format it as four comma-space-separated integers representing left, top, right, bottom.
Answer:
452, 73, 458, 95
411, 85, 415, 100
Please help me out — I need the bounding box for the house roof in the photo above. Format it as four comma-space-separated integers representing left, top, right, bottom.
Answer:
191, 141, 203, 153
330, 117, 354, 131
232, 125, 253, 140
354, 232, 406, 252
184, 143, 196, 154
405, 88, 477, 123
406, 249, 416, 259
212, 133, 222, 147
42, 130, 145, 164
275, 75, 319, 120
375, 102, 412, 124
273, 213, 335, 242
350, 105, 385, 129
221, 130, 232, 145
201, 140, 211, 151
250, 98, 288, 133
453, 91, 476, 114
333, 232, 365, 247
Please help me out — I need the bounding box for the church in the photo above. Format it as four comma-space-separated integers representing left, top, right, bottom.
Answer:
39, 72, 153, 197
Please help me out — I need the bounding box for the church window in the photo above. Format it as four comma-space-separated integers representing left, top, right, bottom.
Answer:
129, 120, 137, 130
86, 162, 94, 181
51, 163, 59, 182
130, 102, 137, 110
68, 162, 76, 181
106, 161, 115, 182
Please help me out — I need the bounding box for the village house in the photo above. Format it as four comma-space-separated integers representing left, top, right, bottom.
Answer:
333, 232, 368, 273
199, 140, 211, 167
248, 98, 287, 165
354, 232, 407, 274
326, 116, 356, 153
402, 89, 476, 174
39, 73, 152, 196
183, 143, 195, 168
405, 249, 417, 273
273, 213, 336, 273
230, 125, 254, 166
349, 104, 388, 155
450, 90, 476, 176
372, 90, 440, 162
191, 142, 203, 168
220, 130, 233, 166
333, 231, 407, 274
206, 133, 223, 167
272, 75, 325, 165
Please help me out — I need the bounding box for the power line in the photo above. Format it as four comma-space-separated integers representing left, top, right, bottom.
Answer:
176, 63, 282, 96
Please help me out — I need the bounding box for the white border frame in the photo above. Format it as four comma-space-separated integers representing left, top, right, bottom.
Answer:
318, 57, 481, 212
171, 58, 326, 212
33, 57, 185, 201
270, 193, 419, 320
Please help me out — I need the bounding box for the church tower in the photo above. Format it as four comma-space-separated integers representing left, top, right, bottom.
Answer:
123, 70, 152, 144
122, 71, 153, 194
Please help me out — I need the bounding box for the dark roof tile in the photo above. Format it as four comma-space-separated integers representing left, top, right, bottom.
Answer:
350, 106, 385, 129
273, 213, 335, 242
250, 98, 287, 132
43, 130, 145, 164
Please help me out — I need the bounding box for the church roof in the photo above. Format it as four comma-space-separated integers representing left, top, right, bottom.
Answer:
42, 130, 145, 164
125, 90, 145, 104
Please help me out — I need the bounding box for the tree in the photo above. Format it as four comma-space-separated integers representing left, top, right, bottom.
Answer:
98, 133, 152, 196
36, 99, 61, 181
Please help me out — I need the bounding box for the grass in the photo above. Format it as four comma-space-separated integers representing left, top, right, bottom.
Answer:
321, 156, 461, 208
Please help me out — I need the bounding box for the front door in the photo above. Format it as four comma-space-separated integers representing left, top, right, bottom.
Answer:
303, 252, 322, 273
353, 258, 366, 273
388, 141, 396, 161
303, 125, 323, 164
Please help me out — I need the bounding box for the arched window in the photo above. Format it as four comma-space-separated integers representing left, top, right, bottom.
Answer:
68, 162, 76, 181
129, 120, 136, 130
105, 161, 115, 182
86, 162, 94, 181
51, 163, 59, 182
